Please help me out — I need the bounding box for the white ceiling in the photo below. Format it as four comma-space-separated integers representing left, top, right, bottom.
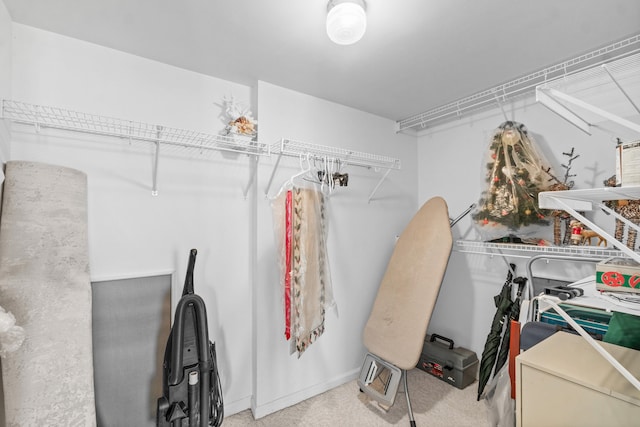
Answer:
3, 0, 640, 122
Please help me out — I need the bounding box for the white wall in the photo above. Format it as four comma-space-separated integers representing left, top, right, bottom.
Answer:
0, 0, 11, 164
418, 93, 637, 358
253, 81, 418, 417
9, 23, 255, 415
0, 4, 7, 415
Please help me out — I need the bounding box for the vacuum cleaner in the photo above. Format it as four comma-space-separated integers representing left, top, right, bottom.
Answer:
157, 249, 224, 427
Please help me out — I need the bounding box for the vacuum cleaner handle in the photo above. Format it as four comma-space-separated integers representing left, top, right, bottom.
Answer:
182, 248, 198, 296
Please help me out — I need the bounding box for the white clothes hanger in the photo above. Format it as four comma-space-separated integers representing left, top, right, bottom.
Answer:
272, 153, 313, 199
289, 153, 312, 185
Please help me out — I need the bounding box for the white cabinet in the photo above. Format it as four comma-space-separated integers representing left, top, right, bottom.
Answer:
516, 332, 640, 427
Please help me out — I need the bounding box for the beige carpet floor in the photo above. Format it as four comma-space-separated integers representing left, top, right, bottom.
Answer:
225, 368, 490, 426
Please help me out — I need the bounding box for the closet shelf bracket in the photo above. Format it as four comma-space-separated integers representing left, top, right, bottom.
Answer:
264, 148, 286, 197
536, 87, 640, 136
152, 127, 161, 196
535, 51, 640, 136
367, 168, 392, 203
243, 155, 259, 200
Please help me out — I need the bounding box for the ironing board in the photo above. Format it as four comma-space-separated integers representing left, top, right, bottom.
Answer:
360, 196, 453, 424
364, 196, 453, 368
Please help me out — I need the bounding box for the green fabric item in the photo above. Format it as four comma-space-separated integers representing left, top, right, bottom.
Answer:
603, 312, 640, 351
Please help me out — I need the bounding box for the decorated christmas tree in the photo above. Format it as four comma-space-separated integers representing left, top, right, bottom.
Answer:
473, 121, 555, 239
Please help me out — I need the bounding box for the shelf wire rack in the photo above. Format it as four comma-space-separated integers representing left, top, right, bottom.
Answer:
264, 138, 401, 201
2, 101, 402, 200
2, 100, 270, 157
455, 240, 626, 259
396, 33, 640, 132
269, 138, 401, 171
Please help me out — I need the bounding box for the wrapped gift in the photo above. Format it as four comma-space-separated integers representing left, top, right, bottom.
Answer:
596, 257, 640, 294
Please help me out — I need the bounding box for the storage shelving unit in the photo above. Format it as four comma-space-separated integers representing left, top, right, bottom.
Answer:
457, 188, 640, 291
1, 100, 270, 195
264, 138, 401, 202
538, 186, 640, 263
519, 187, 640, 396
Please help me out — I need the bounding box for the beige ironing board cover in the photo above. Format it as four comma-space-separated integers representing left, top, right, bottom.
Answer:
363, 196, 453, 370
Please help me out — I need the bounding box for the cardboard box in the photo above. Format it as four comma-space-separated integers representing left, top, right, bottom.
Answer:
596, 257, 640, 294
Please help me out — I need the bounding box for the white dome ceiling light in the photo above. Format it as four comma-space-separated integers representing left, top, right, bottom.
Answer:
326, 0, 367, 46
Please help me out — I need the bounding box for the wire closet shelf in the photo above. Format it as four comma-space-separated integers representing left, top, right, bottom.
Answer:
270, 138, 401, 171
455, 240, 627, 259
396, 33, 640, 132
265, 138, 401, 202
1, 100, 270, 157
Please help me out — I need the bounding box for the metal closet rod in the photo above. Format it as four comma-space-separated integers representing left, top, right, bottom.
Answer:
396, 33, 640, 132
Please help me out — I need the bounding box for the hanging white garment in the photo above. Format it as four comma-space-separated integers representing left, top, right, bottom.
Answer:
271, 182, 334, 357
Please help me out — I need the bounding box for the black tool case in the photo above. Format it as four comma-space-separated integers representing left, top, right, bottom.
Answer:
416, 334, 478, 389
